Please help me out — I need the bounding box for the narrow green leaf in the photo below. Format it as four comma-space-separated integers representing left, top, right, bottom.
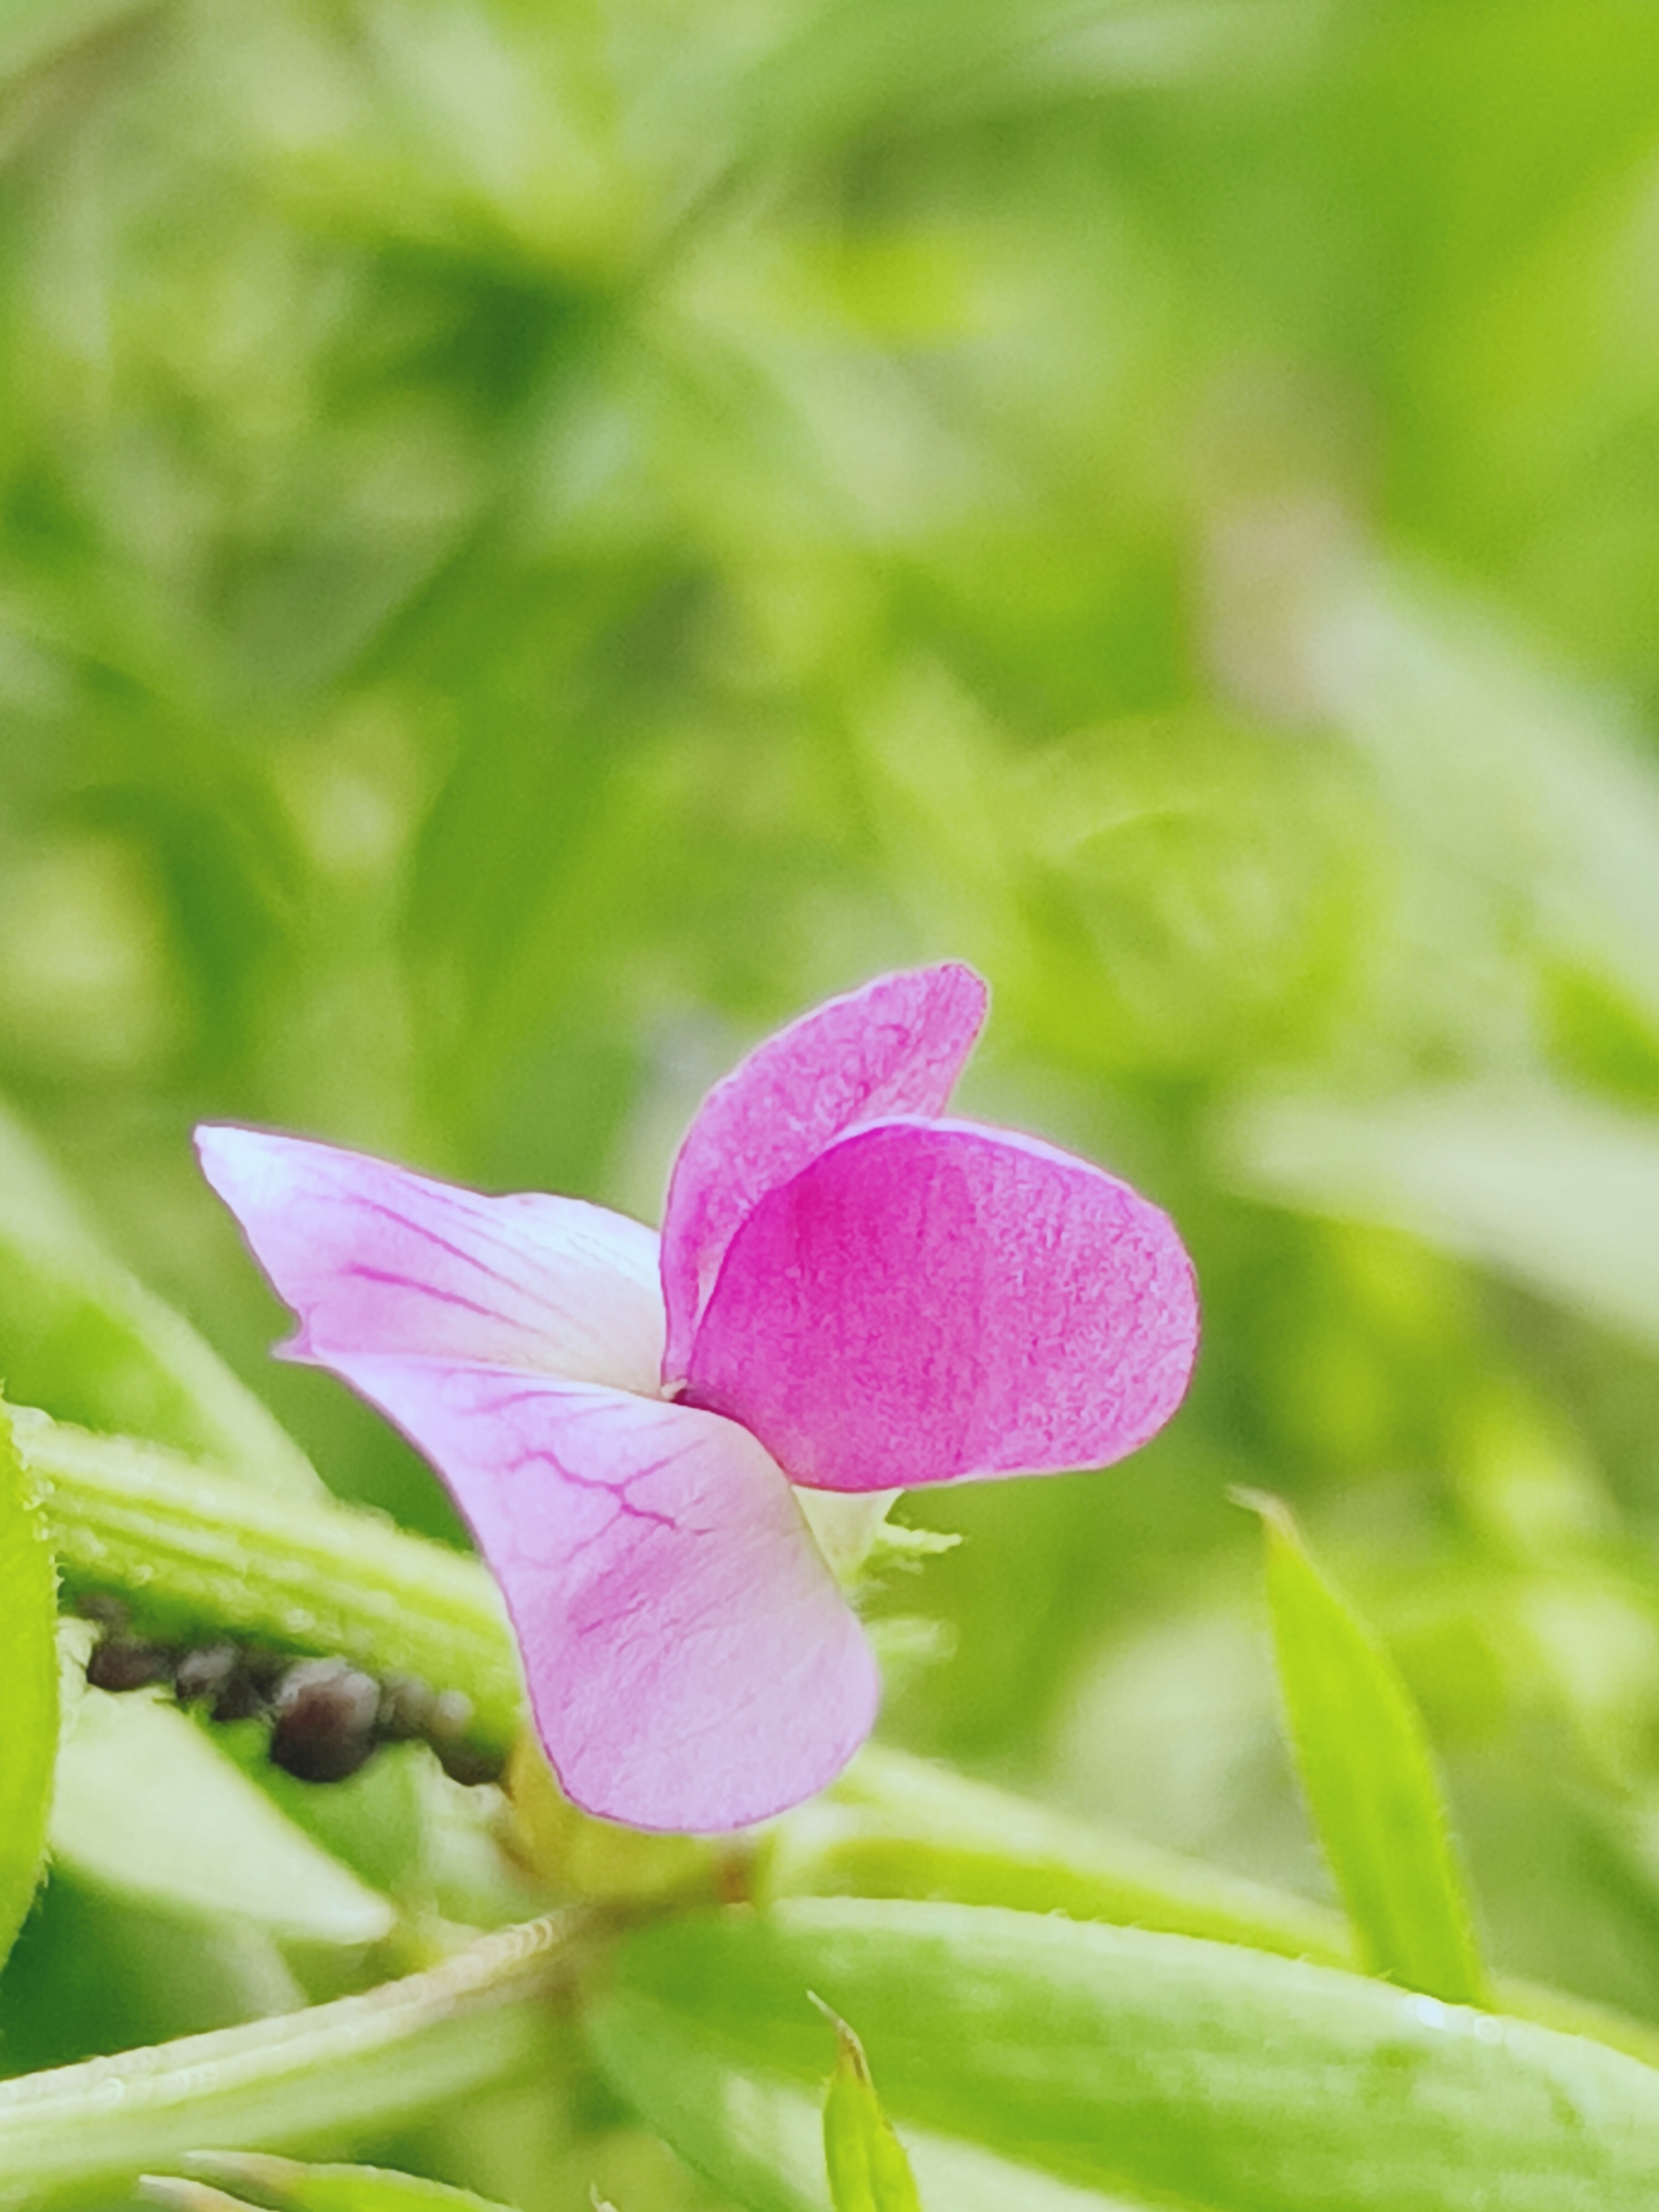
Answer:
0, 1099, 320, 1494
0, 1399, 58, 1971
138, 2182, 254, 2212
0, 1912, 582, 2202
589, 1900, 1659, 2212
765, 1752, 1659, 2075
815, 2000, 922, 2212
50, 1687, 395, 1946
150, 2150, 520, 2212
762, 1746, 1350, 1967
594, 2027, 1118, 2212
16, 1408, 521, 1752
1237, 1489, 1485, 2005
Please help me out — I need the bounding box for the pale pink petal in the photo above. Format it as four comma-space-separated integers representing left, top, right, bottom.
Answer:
683, 1118, 1198, 1493
659, 963, 988, 1381
197, 1126, 664, 1394
326, 1358, 880, 1831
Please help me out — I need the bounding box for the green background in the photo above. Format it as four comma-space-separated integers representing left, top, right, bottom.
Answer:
5, 0, 1659, 2201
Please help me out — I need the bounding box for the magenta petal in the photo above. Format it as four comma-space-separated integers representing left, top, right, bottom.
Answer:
196, 1126, 664, 1393
326, 1359, 880, 1831
659, 963, 988, 1380
684, 1118, 1199, 1492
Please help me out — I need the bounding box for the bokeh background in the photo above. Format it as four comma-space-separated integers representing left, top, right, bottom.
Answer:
7, 0, 1659, 2192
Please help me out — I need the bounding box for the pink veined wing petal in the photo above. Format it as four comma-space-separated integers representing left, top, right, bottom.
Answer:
659, 963, 988, 1382
326, 1358, 880, 1832
197, 1126, 664, 1393
683, 1118, 1199, 1494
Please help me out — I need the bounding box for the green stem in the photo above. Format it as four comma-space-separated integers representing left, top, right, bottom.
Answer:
14, 1409, 524, 1750
0, 1912, 588, 2201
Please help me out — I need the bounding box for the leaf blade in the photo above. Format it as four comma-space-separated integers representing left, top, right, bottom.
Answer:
0, 1399, 58, 1971
763, 1746, 1350, 1968
1238, 1488, 1485, 2005
0, 1914, 579, 2201
49, 1689, 396, 1947
815, 2000, 922, 2212
154, 2150, 522, 2212
764, 1748, 1659, 2072
589, 1899, 1659, 2212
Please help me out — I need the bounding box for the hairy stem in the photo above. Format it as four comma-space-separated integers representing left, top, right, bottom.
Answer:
0, 1912, 588, 2201
15, 1408, 523, 1749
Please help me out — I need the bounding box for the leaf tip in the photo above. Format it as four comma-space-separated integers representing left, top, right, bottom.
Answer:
1228, 1484, 1303, 1548
139, 2181, 250, 2212
182, 2152, 300, 2200
809, 1988, 872, 2083
1228, 1482, 1289, 1524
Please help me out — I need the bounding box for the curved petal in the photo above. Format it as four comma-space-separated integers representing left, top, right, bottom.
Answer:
684, 1118, 1198, 1492
327, 1358, 880, 1831
197, 1126, 664, 1393
660, 963, 988, 1380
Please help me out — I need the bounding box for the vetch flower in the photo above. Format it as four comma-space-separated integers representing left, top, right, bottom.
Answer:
197, 965, 1197, 1833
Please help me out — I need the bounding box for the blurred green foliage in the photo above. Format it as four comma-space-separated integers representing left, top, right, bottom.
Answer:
6, 0, 1659, 2203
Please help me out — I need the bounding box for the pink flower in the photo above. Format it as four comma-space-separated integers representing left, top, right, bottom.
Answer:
197, 965, 1197, 1833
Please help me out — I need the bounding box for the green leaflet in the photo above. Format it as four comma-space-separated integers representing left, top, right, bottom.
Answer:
0, 1913, 579, 2203
1238, 1490, 1485, 2005
257, 1736, 542, 1934
144, 2151, 520, 2212
588, 1899, 1659, 2212
0, 1100, 320, 1494
816, 2002, 922, 2212
49, 1685, 394, 1947
597, 2029, 1124, 2212
0, 1400, 58, 1972
762, 1747, 1349, 1966
764, 1750, 1659, 2072
15, 1409, 522, 1752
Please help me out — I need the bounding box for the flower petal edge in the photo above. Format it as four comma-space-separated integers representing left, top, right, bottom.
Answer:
196, 1124, 665, 1395
683, 1116, 1199, 1492
658, 963, 988, 1382
327, 1359, 881, 1831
